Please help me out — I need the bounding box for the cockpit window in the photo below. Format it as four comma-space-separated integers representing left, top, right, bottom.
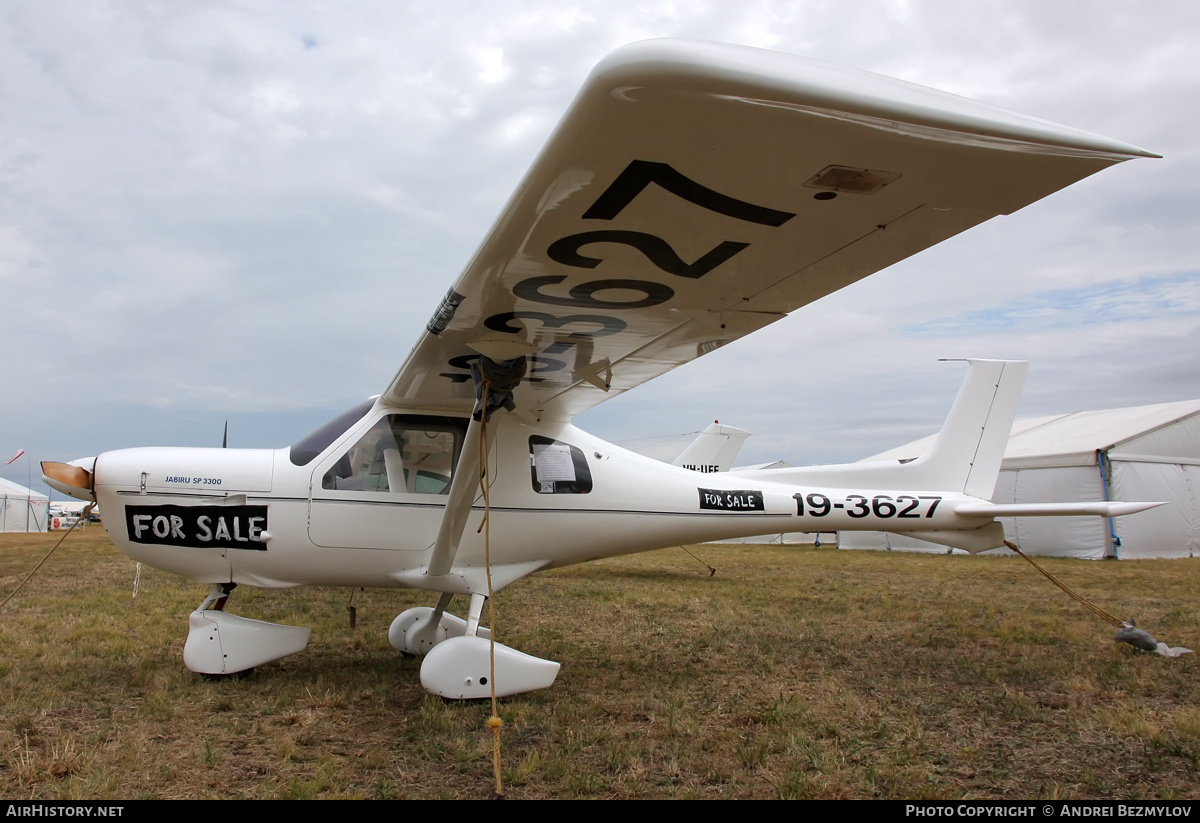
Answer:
321, 415, 464, 494
289, 399, 375, 466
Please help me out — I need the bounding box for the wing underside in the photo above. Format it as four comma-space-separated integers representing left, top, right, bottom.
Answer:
383, 40, 1152, 420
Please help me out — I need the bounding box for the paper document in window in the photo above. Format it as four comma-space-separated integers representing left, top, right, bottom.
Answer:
533, 443, 576, 482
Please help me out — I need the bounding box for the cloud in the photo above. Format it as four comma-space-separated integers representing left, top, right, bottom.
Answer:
908, 273, 1200, 335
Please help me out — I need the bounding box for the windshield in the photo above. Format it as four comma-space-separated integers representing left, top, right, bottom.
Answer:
289, 399, 375, 466
320, 415, 463, 494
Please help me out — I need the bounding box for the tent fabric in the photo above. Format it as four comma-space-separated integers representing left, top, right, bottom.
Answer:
1109, 412, 1200, 464
985, 467, 1110, 559
867, 399, 1200, 470
0, 477, 49, 533
715, 531, 823, 545
1110, 461, 1199, 559
843, 399, 1200, 559
838, 531, 954, 553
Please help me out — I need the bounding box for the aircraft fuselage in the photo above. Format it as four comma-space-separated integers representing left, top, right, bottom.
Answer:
93, 403, 992, 594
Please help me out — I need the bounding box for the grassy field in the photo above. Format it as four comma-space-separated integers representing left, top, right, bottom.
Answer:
1, 530, 1197, 800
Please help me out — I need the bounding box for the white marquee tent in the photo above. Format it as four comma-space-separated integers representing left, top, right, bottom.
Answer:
1, 477, 50, 533
839, 399, 1200, 560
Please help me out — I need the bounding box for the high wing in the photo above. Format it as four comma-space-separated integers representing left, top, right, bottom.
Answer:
382, 39, 1153, 420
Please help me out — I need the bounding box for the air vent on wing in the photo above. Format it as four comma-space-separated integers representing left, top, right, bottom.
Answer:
803, 165, 901, 195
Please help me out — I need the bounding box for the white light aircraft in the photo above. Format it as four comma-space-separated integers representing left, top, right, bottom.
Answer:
42, 41, 1163, 700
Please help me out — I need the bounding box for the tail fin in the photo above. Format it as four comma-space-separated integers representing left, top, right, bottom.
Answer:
673, 421, 751, 473
731, 359, 1026, 496
915, 359, 1026, 498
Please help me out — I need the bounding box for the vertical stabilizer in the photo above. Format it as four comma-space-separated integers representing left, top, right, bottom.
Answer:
730, 359, 1027, 496
914, 359, 1026, 498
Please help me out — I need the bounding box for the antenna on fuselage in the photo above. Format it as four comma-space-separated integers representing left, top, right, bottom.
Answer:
222, 420, 228, 449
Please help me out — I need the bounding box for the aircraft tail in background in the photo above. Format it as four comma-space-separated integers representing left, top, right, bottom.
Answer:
673, 422, 751, 474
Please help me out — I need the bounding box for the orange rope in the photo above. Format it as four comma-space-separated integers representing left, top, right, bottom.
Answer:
1003, 539, 1125, 628
1, 502, 95, 611
477, 382, 504, 799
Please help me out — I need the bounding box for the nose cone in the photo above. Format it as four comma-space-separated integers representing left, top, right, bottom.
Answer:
42, 457, 96, 502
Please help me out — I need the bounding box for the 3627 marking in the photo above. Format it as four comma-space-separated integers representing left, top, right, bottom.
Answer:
439, 159, 794, 383
793, 493, 941, 518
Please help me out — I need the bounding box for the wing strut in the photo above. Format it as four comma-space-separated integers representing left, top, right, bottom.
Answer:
426, 355, 526, 578
427, 415, 485, 577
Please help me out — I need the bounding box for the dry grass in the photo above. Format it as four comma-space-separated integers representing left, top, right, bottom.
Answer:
1, 531, 1197, 799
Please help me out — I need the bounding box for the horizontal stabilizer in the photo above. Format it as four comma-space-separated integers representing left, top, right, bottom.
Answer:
954, 501, 1165, 518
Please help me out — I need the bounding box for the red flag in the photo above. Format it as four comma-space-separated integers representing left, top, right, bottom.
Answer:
6, 449, 24, 465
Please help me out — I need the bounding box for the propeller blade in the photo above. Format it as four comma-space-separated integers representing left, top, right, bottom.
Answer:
41, 459, 95, 502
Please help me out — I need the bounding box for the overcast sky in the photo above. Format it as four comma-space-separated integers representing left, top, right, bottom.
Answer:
2, 1, 1198, 495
